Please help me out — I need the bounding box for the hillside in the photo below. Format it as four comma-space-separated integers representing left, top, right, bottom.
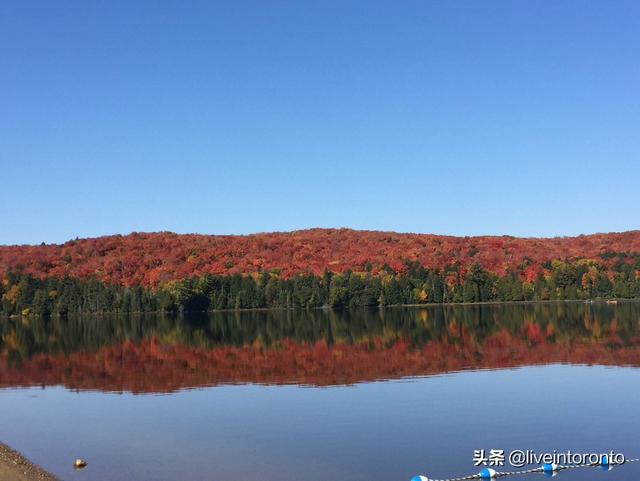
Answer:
1, 228, 640, 287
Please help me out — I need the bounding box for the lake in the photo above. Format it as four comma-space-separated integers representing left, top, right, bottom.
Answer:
1, 302, 639, 481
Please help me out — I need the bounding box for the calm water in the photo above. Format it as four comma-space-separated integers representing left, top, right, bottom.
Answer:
1, 302, 639, 481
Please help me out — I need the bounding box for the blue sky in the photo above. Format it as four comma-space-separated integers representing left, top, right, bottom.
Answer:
1, 1, 639, 245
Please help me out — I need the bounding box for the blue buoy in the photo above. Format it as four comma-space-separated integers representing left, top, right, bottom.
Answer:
600, 455, 613, 471
479, 468, 497, 478
541, 463, 558, 477
411, 475, 430, 481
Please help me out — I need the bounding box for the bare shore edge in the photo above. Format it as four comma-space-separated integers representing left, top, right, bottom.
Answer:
0, 442, 60, 481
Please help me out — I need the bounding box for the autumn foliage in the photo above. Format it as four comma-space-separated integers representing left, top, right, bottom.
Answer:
1, 229, 640, 287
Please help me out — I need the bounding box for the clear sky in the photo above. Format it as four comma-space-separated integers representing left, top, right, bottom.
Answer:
1, 1, 639, 245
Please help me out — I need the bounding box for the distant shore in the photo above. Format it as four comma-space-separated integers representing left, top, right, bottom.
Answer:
0, 443, 59, 481
2, 296, 637, 320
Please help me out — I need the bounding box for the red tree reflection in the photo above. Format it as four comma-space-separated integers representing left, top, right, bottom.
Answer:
2, 326, 639, 394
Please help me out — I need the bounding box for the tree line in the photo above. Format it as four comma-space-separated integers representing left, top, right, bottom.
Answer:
1, 256, 639, 317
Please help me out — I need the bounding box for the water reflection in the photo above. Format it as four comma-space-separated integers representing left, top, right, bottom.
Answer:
1, 302, 639, 392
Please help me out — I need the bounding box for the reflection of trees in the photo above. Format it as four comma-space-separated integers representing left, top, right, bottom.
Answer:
1, 303, 639, 393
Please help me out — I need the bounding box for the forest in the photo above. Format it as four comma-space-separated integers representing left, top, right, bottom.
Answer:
1, 229, 640, 287
2, 253, 639, 317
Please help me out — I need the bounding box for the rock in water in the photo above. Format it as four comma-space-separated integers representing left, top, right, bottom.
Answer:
74, 459, 87, 469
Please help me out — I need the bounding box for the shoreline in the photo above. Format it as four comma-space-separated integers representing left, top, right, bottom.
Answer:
0, 443, 60, 481
1, 297, 637, 320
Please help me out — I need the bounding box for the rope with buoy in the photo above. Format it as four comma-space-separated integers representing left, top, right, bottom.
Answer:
412, 455, 640, 481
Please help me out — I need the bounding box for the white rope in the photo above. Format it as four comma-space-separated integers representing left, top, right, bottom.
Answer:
414, 455, 639, 481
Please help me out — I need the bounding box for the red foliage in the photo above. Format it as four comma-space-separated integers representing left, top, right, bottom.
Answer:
1, 229, 639, 287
